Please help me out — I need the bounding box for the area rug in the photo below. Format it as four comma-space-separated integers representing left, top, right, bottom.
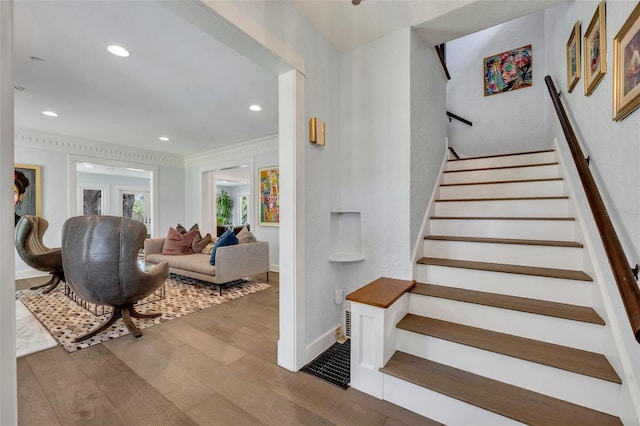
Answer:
16, 274, 270, 353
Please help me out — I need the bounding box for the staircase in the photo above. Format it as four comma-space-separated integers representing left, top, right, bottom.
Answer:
380, 149, 624, 425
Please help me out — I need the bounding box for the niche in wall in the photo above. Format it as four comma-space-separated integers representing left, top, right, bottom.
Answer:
329, 211, 364, 262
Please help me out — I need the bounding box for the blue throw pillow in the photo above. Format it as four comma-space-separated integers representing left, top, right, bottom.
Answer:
209, 229, 238, 265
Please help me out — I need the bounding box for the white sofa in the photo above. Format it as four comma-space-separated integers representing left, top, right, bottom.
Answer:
144, 238, 269, 291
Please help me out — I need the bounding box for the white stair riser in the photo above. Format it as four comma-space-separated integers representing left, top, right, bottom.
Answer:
422, 240, 583, 270
397, 331, 620, 416
383, 374, 525, 425
439, 180, 565, 200
446, 151, 557, 172
443, 164, 560, 184
428, 218, 576, 240
408, 295, 604, 353
416, 264, 593, 307
434, 198, 570, 218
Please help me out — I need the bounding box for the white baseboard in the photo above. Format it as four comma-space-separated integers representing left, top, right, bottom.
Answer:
269, 264, 279, 273
15, 269, 46, 280
305, 323, 340, 365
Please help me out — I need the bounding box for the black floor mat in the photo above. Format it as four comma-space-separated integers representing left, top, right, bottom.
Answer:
301, 339, 350, 389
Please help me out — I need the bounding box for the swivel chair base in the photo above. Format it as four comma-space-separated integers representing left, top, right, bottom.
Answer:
30, 272, 64, 294
72, 303, 161, 343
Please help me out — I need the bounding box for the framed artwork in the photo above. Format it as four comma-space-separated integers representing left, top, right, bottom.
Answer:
14, 164, 42, 225
258, 166, 279, 226
584, 2, 607, 96
483, 44, 532, 96
567, 22, 581, 93
613, 2, 640, 121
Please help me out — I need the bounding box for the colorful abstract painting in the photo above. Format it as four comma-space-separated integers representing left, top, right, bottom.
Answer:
259, 166, 279, 226
484, 45, 532, 96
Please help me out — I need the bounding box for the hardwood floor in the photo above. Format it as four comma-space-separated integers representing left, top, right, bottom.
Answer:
16, 273, 438, 425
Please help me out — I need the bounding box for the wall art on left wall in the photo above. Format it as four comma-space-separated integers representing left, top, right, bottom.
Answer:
14, 164, 42, 226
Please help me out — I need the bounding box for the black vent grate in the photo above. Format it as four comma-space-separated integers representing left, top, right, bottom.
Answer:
301, 339, 350, 389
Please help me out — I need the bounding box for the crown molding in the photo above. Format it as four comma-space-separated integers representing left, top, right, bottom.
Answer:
14, 129, 184, 168
184, 134, 278, 168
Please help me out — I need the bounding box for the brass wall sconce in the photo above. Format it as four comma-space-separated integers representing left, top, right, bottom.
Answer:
309, 117, 326, 146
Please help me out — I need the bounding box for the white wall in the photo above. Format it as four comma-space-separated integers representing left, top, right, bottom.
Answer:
545, 2, 640, 423
410, 30, 447, 250
446, 11, 551, 157
14, 129, 185, 277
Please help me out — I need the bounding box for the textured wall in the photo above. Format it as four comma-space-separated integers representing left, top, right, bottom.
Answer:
446, 11, 551, 157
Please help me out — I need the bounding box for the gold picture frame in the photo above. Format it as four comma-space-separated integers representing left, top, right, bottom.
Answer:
567, 21, 581, 93
14, 163, 42, 223
613, 2, 640, 121
584, 1, 607, 96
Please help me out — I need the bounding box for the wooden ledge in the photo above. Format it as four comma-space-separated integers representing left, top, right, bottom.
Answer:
347, 277, 416, 308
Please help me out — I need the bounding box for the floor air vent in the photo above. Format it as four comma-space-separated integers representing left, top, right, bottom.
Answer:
301, 339, 350, 389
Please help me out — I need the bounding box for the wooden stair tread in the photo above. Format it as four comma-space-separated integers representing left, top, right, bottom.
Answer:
444, 162, 558, 174
447, 149, 555, 162
435, 196, 569, 202
417, 257, 592, 282
441, 177, 563, 187
424, 235, 583, 248
398, 314, 620, 383
411, 282, 603, 324
430, 216, 575, 221
381, 352, 622, 426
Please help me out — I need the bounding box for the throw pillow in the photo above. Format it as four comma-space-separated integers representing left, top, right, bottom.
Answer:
162, 227, 197, 255
201, 241, 216, 255
192, 231, 212, 253
176, 223, 199, 235
236, 226, 257, 244
209, 229, 238, 265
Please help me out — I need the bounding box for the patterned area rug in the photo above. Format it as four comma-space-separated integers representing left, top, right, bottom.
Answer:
16, 274, 270, 353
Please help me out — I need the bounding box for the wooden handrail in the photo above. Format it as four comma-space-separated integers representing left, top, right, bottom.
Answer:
545, 75, 640, 343
446, 111, 472, 126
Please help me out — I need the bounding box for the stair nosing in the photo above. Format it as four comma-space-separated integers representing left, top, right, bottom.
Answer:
381, 352, 622, 425
398, 314, 621, 383
430, 216, 575, 221
440, 177, 564, 187
417, 257, 592, 282
447, 149, 555, 162
435, 196, 569, 203
411, 282, 602, 324
444, 162, 558, 174
424, 235, 583, 248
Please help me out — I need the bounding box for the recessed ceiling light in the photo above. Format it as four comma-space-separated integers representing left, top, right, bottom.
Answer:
107, 45, 130, 58
42, 111, 58, 117
125, 168, 145, 172
82, 163, 94, 168
249, 104, 262, 112
159, 136, 169, 141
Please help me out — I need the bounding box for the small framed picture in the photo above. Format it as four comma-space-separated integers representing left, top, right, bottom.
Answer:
613, 2, 640, 121
584, 1, 606, 96
567, 21, 581, 93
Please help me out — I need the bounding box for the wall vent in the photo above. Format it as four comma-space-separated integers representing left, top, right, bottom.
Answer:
342, 301, 351, 339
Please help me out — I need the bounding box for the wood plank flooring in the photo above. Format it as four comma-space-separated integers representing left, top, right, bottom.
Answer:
16, 273, 438, 426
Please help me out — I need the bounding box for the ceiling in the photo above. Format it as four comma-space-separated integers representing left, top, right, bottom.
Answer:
13, 0, 563, 158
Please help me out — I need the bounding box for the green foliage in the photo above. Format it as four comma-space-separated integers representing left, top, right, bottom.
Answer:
216, 189, 234, 225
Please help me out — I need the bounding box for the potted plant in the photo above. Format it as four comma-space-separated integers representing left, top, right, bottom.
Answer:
216, 189, 234, 226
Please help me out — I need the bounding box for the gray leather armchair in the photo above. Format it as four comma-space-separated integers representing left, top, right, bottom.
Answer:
61, 215, 169, 342
15, 215, 65, 293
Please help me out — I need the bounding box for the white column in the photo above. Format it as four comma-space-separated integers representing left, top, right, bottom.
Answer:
277, 69, 306, 371
0, 0, 17, 424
